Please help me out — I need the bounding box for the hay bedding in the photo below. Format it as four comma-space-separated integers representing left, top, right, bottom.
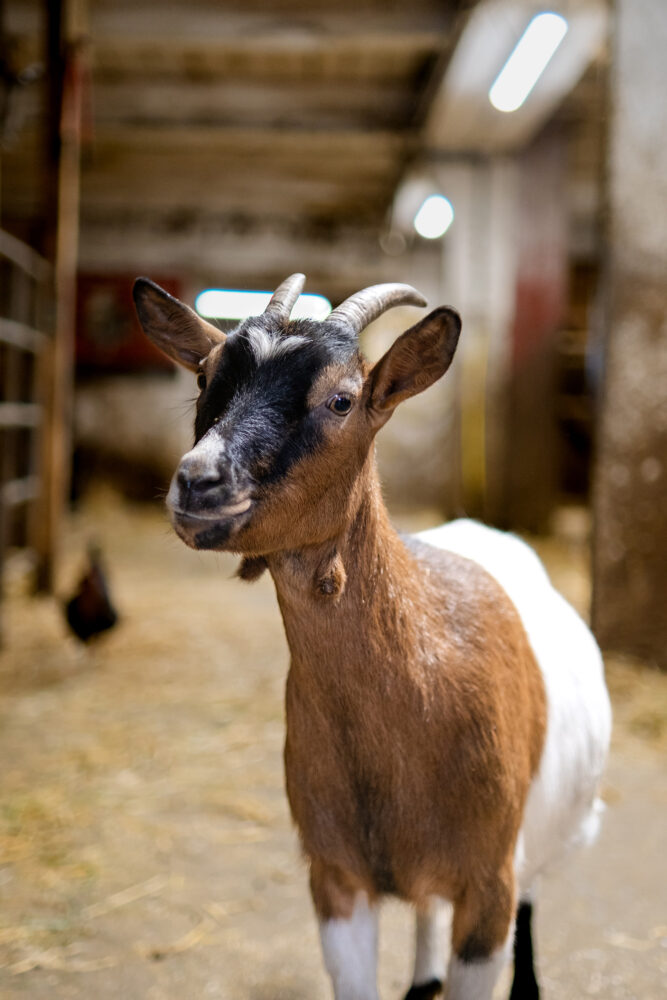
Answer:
0, 487, 310, 997
0, 488, 665, 998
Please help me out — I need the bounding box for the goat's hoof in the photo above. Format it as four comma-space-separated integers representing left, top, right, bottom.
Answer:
509, 974, 539, 1000
403, 979, 443, 1000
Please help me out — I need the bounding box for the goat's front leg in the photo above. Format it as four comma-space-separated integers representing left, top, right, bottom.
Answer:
311, 860, 380, 1000
446, 866, 515, 1000
404, 897, 448, 999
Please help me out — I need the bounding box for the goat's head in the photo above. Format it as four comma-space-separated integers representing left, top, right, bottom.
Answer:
133, 274, 461, 555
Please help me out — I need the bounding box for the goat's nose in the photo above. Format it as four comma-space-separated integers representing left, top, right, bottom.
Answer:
177, 467, 193, 493
177, 466, 221, 495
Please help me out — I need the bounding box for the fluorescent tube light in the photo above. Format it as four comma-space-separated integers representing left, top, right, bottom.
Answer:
413, 194, 454, 240
195, 289, 332, 321
489, 12, 568, 113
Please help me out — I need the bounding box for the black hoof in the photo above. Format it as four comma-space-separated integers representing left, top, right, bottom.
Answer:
404, 979, 443, 1000
509, 972, 539, 1000
510, 900, 540, 999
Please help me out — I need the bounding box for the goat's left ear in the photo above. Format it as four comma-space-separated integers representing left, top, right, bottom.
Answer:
368, 306, 461, 412
133, 277, 226, 372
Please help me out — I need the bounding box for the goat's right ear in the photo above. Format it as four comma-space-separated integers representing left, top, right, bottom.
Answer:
133, 278, 225, 372
368, 306, 462, 413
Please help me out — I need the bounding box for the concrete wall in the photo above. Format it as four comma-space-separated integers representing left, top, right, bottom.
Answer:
74, 368, 194, 495
432, 158, 520, 521
363, 241, 458, 515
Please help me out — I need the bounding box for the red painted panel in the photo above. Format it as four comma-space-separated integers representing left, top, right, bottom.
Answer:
76, 274, 181, 374
510, 129, 567, 371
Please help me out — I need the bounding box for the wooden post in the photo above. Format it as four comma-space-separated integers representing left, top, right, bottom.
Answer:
35, 0, 87, 591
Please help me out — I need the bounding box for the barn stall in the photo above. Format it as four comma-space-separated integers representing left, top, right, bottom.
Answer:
1, 1, 666, 997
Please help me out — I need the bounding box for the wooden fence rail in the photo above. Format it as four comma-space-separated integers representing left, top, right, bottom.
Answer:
0, 229, 54, 641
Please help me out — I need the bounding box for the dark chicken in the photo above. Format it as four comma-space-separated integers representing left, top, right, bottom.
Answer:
64, 546, 118, 641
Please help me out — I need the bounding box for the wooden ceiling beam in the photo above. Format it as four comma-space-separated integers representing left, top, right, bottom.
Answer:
85, 123, 411, 157
89, 78, 416, 131
78, 180, 394, 218
89, 34, 441, 80
76, 212, 391, 293
87, 2, 454, 46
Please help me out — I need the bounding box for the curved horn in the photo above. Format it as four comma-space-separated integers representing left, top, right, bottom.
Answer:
263, 273, 306, 323
328, 283, 427, 336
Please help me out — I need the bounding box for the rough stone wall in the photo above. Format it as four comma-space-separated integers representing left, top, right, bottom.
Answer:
592, 0, 667, 668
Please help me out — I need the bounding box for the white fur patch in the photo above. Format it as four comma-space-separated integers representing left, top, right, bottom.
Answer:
445, 935, 512, 1000
245, 324, 307, 363
417, 519, 612, 892
182, 427, 224, 467
166, 427, 224, 513
413, 897, 448, 986
319, 893, 379, 1000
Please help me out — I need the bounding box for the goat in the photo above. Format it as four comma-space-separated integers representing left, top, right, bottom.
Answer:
133, 273, 611, 1000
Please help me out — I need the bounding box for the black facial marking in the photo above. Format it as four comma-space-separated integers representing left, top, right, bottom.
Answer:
509, 901, 540, 1000
403, 980, 443, 1000
193, 520, 234, 550
193, 317, 358, 487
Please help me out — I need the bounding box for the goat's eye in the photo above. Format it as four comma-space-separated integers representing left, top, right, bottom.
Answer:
197, 372, 207, 391
327, 394, 352, 416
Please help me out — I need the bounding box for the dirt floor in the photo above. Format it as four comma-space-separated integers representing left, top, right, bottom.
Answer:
0, 490, 665, 1000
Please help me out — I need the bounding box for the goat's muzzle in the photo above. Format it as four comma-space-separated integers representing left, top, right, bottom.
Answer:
166, 443, 254, 549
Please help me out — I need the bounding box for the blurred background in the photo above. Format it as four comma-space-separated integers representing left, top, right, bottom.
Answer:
0, 1, 665, 998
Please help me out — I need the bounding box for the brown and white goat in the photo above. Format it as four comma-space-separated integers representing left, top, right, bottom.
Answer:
134, 274, 611, 1000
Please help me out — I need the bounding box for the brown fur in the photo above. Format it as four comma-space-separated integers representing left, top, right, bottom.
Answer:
237, 555, 268, 581
269, 459, 546, 954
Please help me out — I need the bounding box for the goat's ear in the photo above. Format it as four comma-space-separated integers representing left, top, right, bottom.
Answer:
133, 278, 225, 372
368, 306, 461, 412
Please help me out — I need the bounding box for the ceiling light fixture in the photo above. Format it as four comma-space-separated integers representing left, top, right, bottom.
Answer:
413, 194, 455, 240
489, 11, 568, 113
195, 289, 332, 321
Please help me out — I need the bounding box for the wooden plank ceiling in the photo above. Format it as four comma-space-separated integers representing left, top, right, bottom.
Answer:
2, 0, 605, 293
85, 0, 469, 225
2, 0, 472, 284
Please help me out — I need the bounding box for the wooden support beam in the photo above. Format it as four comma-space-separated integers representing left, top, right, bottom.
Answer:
86, 2, 454, 46
35, 0, 87, 592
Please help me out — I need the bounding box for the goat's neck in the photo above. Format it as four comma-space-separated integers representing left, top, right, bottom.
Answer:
266, 458, 420, 669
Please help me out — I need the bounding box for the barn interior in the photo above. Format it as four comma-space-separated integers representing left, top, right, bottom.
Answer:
1, 1, 666, 997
